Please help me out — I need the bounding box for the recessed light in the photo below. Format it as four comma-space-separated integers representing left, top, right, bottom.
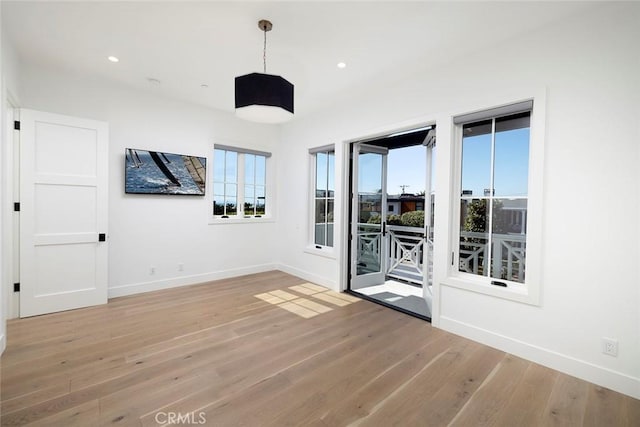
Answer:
108, 56, 119, 63
201, 84, 209, 89
337, 62, 347, 69
147, 78, 161, 86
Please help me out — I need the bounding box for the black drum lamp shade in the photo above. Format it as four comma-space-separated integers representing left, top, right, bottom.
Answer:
235, 73, 294, 124
235, 19, 294, 124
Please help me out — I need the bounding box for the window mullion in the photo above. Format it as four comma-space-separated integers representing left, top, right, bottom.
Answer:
224, 150, 230, 216
324, 157, 330, 246
252, 156, 257, 215
238, 153, 245, 216
251, 156, 258, 215
221, 150, 227, 216
487, 118, 496, 278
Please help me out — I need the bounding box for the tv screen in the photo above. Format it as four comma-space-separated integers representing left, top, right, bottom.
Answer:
125, 148, 206, 196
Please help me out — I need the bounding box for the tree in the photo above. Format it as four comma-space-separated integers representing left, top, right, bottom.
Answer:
400, 210, 424, 227
367, 214, 401, 225
463, 199, 507, 233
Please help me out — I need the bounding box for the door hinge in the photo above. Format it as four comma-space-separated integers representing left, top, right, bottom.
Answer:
451, 251, 455, 266
14, 283, 20, 292
14, 202, 20, 212
14, 120, 20, 130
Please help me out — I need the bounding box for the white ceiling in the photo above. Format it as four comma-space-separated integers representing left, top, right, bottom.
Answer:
3, 1, 598, 119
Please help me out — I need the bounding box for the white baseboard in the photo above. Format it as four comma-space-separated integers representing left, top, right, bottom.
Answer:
439, 316, 640, 400
276, 263, 337, 291
108, 263, 277, 298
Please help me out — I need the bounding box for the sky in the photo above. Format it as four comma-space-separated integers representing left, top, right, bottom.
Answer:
359, 145, 430, 195
359, 125, 529, 198
387, 145, 428, 195
461, 128, 529, 197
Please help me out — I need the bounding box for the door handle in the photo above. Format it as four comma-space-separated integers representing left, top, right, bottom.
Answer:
382, 221, 386, 236
98, 233, 106, 242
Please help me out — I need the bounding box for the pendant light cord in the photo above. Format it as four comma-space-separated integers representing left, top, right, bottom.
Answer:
263, 24, 267, 74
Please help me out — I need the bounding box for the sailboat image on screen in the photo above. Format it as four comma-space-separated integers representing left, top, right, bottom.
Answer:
125, 148, 206, 195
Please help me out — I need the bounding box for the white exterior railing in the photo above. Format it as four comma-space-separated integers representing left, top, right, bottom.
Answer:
353, 226, 526, 286
356, 224, 382, 273
459, 231, 526, 282
385, 225, 432, 286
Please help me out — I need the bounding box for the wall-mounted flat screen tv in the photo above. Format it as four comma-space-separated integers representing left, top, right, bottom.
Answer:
125, 148, 206, 196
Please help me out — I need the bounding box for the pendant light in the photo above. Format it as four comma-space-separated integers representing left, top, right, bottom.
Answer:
235, 19, 294, 124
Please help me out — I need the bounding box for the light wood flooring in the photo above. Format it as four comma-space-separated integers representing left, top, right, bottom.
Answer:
1, 270, 639, 426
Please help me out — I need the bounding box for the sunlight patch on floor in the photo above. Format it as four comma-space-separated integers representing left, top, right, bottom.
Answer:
254, 282, 359, 318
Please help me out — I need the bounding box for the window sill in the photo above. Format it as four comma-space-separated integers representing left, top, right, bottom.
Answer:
208, 217, 275, 225
440, 275, 539, 306
304, 246, 336, 260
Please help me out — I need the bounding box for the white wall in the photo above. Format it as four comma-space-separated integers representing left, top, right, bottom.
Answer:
278, 3, 640, 398
18, 64, 281, 298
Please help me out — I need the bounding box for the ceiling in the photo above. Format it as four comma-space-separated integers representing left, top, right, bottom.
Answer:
2, 1, 597, 120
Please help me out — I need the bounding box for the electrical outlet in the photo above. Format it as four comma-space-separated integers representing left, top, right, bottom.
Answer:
178, 263, 184, 272
150, 266, 156, 275
602, 338, 618, 357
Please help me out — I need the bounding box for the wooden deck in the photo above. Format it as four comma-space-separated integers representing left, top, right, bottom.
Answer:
1, 270, 638, 426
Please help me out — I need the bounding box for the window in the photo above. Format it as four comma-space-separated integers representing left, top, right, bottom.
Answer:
456, 102, 532, 285
243, 154, 266, 216
213, 149, 238, 216
310, 146, 335, 248
213, 145, 270, 218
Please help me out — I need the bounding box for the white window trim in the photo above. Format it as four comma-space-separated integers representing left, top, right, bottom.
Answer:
442, 93, 546, 306
209, 144, 275, 224
307, 144, 336, 256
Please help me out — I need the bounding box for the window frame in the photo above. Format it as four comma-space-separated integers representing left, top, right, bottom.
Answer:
307, 144, 336, 256
210, 144, 273, 223
443, 97, 545, 305
212, 148, 239, 217
242, 153, 267, 217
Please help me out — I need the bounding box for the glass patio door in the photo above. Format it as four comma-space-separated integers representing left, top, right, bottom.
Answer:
422, 137, 435, 309
350, 143, 388, 290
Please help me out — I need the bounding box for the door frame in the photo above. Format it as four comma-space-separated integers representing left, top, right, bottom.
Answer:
4, 95, 20, 320
340, 121, 437, 312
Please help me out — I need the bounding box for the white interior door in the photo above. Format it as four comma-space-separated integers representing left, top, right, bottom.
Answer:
19, 109, 108, 317
350, 143, 388, 290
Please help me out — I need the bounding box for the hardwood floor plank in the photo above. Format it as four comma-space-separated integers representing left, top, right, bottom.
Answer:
265, 327, 450, 426
318, 333, 456, 426
490, 362, 558, 426
136, 305, 388, 422
583, 384, 630, 427
2, 271, 638, 427
23, 399, 100, 427
210, 312, 428, 426
98, 364, 220, 426
0, 381, 70, 415
625, 395, 640, 426
541, 374, 589, 426
362, 343, 505, 427
448, 354, 529, 426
